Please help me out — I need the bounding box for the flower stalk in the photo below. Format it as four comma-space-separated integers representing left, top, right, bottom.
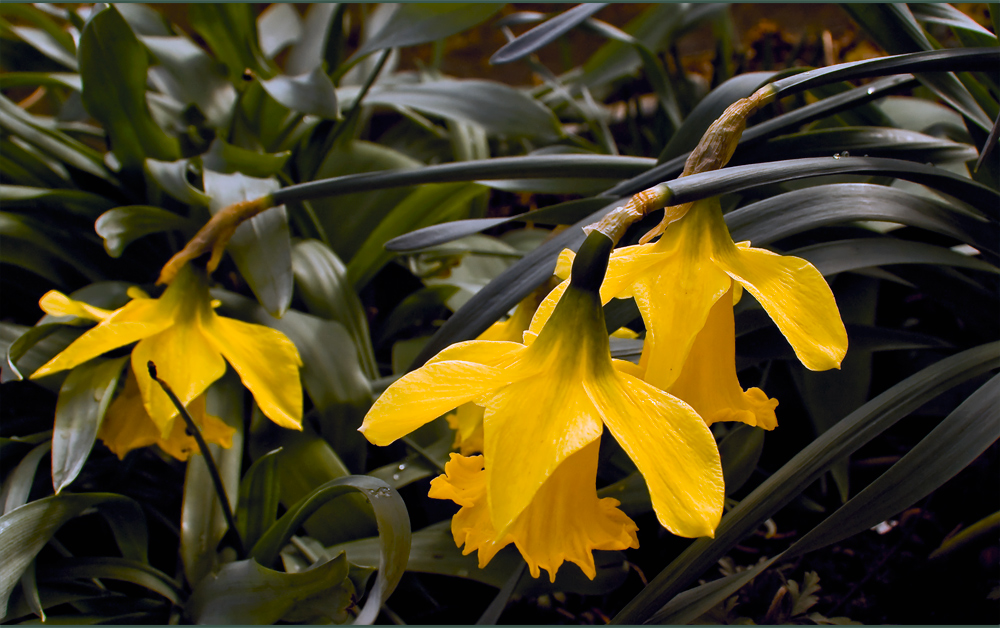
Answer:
148, 360, 246, 559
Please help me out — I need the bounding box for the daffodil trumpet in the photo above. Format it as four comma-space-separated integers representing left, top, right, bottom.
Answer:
360, 229, 724, 580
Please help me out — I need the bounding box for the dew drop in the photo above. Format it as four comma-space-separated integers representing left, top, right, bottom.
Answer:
397, 463, 407, 471
392, 473, 401, 481
833, 153, 841, 160
840, 151, 849, 158
867, 87, 875, 95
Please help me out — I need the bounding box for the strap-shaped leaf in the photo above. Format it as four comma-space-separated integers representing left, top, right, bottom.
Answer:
352, 3, 503, 60
249, 475, 410, 625
180, 377, 244, 587
236, 448, 282, 551
51, 356, 127, 494
187, 553, 350, 624
203, 171, 293, 317
650, 372, 1000, 624
354, 80, 563, 139
0, 493, 145, 616
490, 4, 607, 65
292, 240, 379, 379
77, 6, 180, 171
786, 373, 1000, 559
612, 342, 1000, 624
728, 184, 997, 254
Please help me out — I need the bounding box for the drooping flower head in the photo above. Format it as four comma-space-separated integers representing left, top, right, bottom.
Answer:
549, 194, 847, 430
360, 232, 724, 578
32, 264, 303, 442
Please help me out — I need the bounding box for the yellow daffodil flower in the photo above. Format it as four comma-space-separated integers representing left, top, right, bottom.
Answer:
549, 196, 847, 430
99, 368, 235, 460
31, 264, 303, 438
361, 234, 724, 557
428, 441, 638, 582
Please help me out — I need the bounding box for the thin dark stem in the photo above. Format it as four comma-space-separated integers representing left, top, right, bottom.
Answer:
147, 361, 245, 559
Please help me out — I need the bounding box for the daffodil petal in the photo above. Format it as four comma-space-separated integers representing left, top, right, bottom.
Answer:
361, 359, 515, 446
133, 322, 227, 435
590, 370, 724, 538
483, 368, 604, 537
426, 340, 526, 368
39, 291, 113, 321
713, 244, 848, 372
668, 292, 778, 430
526, 279, 568, 338
201, 315, 303, 431
31, 298, 174, 379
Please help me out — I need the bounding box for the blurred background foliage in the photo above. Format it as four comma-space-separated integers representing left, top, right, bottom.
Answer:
0, 2, 997, 625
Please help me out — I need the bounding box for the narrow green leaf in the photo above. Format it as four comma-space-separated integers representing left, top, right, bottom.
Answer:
203, 171, 292, 317
257, 3, 303, 59
188, 3, 273, 80
0, 95, 111, 182
77, 6, 180, 171
261, 67, 339, 119
180, 377, 244, 587
0, 493, 143, 617
145, 158, 211, 207
236, 448, 282, 551
285, 4, 342, 75
35, 557, 181, 605
728, 184, 997, 255
2, 441, 51, 515
356, 79, 563, 139
735, 126, 978, 166
0, 185, 115, 217
51, 356, 127, 494
187, 554, 351, 625
614, 342, 1000, 624
249, 475, 410, 624
718, 424, 766, 496
275, 154, 656, 206
792, 238, 1000, 276
3, 324, 82, 385
292, 240, 379, 380
141, 35, 237, 128
347, 182, 486, 289
353, 3, 503, 59
386, 198, 611, 252
200, 139, 290, 179
0, 212, 104, 283
785, 373, 1000, 559
94, 205, 195, 258
490, 4, 607, 65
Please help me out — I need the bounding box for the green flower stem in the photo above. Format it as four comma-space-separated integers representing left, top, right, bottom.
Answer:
569, 230, 614, 294
147, 361, 245, 559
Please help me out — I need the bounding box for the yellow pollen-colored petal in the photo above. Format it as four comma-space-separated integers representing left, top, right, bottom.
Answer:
361, 341, 526, 447
709, 222, 848, 371
590, 369, 724, 538
39, 291, 113, 322
201, 314, 303, 431
31, 297, 175, 379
